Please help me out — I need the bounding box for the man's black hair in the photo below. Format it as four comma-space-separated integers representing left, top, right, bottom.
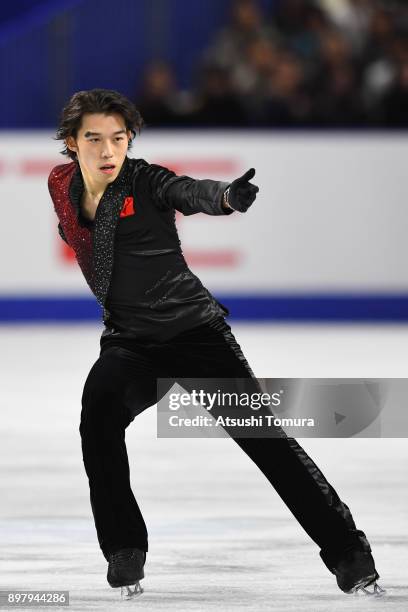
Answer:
55, 88, 144, 160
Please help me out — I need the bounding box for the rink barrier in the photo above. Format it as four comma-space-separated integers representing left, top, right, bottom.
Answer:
0, 294, 407, 322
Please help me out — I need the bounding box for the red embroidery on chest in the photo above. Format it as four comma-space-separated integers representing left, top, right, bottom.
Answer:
120, 196, 135, 217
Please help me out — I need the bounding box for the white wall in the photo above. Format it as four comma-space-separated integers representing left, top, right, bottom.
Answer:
0, 130, 407, 296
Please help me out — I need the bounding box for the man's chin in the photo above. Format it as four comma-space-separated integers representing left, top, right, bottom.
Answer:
101, 170, 119, 182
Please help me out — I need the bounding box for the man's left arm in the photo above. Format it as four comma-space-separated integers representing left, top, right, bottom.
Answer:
146, 164, 259, 216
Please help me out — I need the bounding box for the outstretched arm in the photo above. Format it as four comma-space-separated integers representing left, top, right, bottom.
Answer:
145, 164, 259, 216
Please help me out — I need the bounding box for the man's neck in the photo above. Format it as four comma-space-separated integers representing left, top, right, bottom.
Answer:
81, 172, 108, 203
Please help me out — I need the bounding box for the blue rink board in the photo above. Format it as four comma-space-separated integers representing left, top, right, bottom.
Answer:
0, 295, 408, 322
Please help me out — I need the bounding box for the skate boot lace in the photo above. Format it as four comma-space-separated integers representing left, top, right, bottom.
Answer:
110, 549, 142, 566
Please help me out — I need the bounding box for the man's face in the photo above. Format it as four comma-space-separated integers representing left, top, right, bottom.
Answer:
66, 113, 132, 184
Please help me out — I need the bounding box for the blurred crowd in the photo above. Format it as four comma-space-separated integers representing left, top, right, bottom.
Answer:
134, 0, 408, 128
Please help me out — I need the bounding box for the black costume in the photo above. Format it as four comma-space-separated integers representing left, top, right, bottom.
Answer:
48, 157, 372, 576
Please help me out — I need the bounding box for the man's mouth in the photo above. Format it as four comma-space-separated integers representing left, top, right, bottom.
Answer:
100, 164, 116, 174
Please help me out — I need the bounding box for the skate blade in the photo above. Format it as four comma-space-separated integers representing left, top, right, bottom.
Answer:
352, 577, 386, 597
121, 582, 144, 600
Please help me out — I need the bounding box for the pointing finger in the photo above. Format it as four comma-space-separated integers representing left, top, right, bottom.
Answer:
236, 168, 256, 183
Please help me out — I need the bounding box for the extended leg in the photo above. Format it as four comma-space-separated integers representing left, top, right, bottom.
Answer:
233, 435, 371, 570
165, 319, 374, 573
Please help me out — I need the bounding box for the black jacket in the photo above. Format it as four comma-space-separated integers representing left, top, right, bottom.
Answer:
49, 156, 233, 335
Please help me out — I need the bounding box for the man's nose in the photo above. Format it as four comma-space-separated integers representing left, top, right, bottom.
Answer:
101, 143, 113, 157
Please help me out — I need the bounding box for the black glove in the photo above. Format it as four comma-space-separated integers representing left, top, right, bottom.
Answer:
224, 168, 259, 212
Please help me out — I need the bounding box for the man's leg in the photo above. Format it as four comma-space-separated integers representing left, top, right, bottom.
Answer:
163, 318, 373, 573
80, 343, 157, 561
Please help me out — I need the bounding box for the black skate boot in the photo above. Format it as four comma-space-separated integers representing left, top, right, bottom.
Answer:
107, 547, 146, 599
334, 549, 386, 596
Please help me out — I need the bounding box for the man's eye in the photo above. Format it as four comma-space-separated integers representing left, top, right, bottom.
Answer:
89, 138, 99, 143
115, 137, 124, 141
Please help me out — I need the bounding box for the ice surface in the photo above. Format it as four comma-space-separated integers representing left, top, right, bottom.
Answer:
0, 323, 407, 611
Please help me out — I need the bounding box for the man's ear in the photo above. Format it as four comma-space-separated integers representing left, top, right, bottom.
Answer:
127, 130, 133, 144
66, 136, 78, 154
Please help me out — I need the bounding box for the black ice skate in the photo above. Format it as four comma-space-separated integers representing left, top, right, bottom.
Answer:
107, 547, 146, 599
334, 550, 386, 596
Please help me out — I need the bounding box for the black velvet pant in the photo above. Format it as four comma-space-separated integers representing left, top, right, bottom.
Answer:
79, 317, 372, 571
